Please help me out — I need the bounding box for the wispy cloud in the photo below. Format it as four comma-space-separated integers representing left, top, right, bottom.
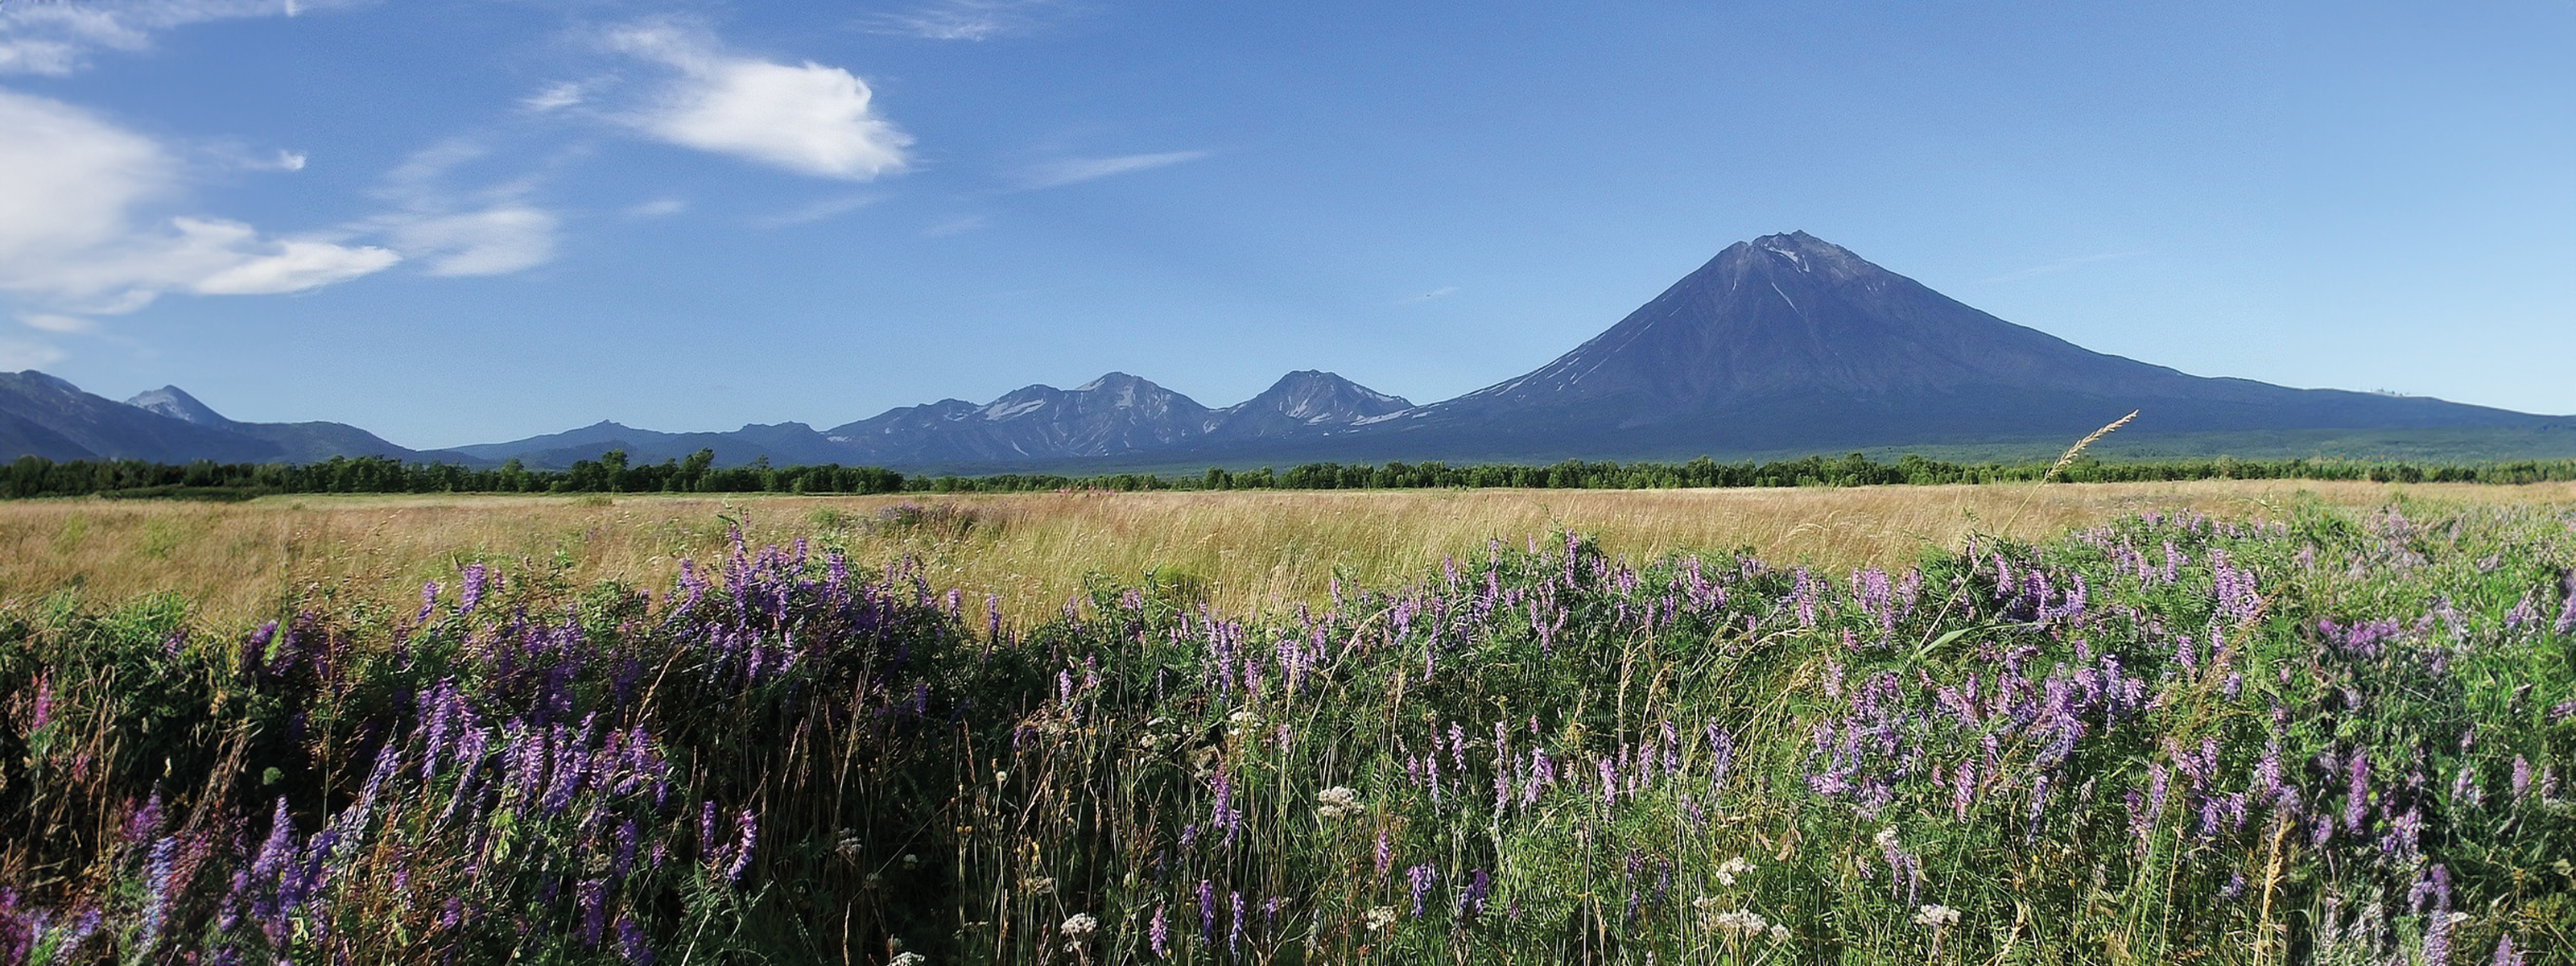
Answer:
625, 197, 688, 219
0, 0, 357, 76
0, 89, 398, 316
18, 313, 96, 334
359, 138, 567, 278
606, 20, 911, 180
1390, 286, 1459, 305
522, 80, 588, 113
0, 336, 66, 369
1018, 150, 1211, 190
1982, 250, 2144, 284
757, 193, 882, 229
861, 0, 1078, 41
381, 207, 559, 277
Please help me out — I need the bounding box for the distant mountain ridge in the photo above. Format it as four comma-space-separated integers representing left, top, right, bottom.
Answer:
0, 372, 457, 465
3, 232, 2565, 472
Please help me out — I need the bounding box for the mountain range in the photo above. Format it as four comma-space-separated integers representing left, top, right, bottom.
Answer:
0, 372, 452, 465
5, 232, 2566, 473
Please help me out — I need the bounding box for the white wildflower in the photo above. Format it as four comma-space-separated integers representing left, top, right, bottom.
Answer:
1874, 827, 1901, 849
1713, 855, 1754, 887
1316, 786, 1362, 819
1060, 912, 1099, 940
1913, 903, 1961, 927
1768, 923, 1790, 943
1023, 876, 1056, 895
1710, 909, 1770, 939
1364, 906, 1398, 931
890, 953, 927, 966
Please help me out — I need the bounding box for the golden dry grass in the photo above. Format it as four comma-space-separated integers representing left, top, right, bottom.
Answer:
5, 480, 2574, 630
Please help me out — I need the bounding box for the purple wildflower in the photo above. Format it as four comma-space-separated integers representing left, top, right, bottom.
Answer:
1406, 864, 1438, 917
1197, 879, 1216, 940
1229, 890, 1245, 954
617, 913, 654, 964
722, 810, 758, 884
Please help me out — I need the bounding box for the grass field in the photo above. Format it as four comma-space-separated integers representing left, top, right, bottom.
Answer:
8, 480, 2576, 627
4, 481, 2574, 963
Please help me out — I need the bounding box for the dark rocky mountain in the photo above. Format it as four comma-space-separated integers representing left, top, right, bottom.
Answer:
1201, 370, 1413, 441
1298, 232, 2553, 462
0, 371, 452, 465
127, 386, 234, 428
815, 370, 1414, 469
6, 233, 2562, 472
122, 384, 435, 464
2, 371, 282, 464
824, 373, 1216, 464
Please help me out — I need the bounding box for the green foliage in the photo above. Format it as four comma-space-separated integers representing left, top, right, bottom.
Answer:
3, 497, 2573, 963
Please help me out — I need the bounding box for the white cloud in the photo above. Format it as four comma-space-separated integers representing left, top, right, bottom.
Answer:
608, 22, 910, 180
1018, 150, 1211, 189
625, 197, 687, 219
0, 336, 66, 369
0, 89, 398, 312
0, 0, 353, 76
861, 0, 1076, 41
360, 138, 565, 277
18, 313, 95, 334
270, 149, 308, 171
384, 207, 559, 276
184, 219, 401, 292
522, 80, 586, 113
756, 193, 881, 229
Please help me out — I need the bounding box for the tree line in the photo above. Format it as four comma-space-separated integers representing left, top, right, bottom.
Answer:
7, 448, 2576, 501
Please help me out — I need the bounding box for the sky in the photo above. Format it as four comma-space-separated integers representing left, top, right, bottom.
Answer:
2, 0, 2570, 450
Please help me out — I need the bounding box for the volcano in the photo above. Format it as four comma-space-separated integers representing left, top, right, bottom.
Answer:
1310, 231, 2548, 461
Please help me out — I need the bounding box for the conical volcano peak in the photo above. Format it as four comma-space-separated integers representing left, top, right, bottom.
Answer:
1732, 230, 1877, 283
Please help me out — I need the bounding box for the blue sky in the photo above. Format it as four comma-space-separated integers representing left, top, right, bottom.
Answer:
2, 0, 2570, 449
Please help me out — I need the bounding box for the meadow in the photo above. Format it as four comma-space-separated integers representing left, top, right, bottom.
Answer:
2, 481, 2573, 963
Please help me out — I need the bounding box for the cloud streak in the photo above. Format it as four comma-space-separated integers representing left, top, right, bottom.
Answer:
0, 89, 398, 317
608, 21, 911, 180
861, 0, 1077, 41
756, 193, 881, 229
0, 0, 354, 76
1018, 150, 1211, 189
361, 138, 568, 278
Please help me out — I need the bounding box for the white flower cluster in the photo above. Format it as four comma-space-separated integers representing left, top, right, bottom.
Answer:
1060, 913, 1100, 941
1874, 827, 1901, 850
890, 953, 927, 966
1315, 786, 1363, 819
1913, 903, 1961, 927
1364, 906, 1398, 931
1694, 898, 1787, 941
1227, 708, 1261, 737
1712, 855, 1754, 888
